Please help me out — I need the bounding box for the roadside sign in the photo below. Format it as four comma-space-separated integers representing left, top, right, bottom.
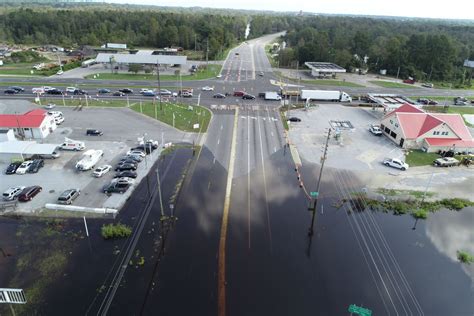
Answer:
310, 191, 319, 198
348, 304, 372, 316
193, 123, 200, 129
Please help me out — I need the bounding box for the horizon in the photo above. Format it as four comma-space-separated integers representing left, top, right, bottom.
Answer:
104, 0, 474, 20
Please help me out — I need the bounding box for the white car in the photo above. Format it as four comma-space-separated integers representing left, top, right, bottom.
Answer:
159, 89, 172, 96
16, 161, 34, 174
32, 87, 45, 94
383, 158, 409, 171
2, 186, 26, 201
92, 165, 112, 177
43, 86, 54, 92
66, 87, 77, 93
202, 86, 214, 91
216, 74, 222, 78
126, 150, 146, 158
44, 103, 56, 110
56, 70, 64, 75
140, 88, 154, 94
369, 124, 383, 136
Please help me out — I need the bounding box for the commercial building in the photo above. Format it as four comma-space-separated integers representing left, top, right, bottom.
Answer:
304, 62, 346, 78
380, 104, 474, 153
0, 141, 59, 162
95, 52, 187, 67
367, 94, 418, 112
0, 109, 57, 139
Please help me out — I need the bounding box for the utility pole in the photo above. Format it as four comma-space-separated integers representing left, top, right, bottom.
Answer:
308, 128, 331, 236
206, 38, 209, 69
194, 34, 197, 52
157, 60, 162, 111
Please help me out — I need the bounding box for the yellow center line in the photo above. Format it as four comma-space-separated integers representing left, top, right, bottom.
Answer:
218, 107, 239, 316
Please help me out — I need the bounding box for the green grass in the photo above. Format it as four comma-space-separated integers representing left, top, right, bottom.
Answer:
0, 62, 42, 76
457, 250, 474, 264
369, 80, 419, 89
376, 188, 436, 199
131, 101, 211, 132
101, 223, 132, 239
265, 44, 279, 68
85, 64, 222, 81
405, 150, 440, 166
274, 70, 364, 87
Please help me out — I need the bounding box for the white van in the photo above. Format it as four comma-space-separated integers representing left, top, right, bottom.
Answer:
60, 138, 85, 151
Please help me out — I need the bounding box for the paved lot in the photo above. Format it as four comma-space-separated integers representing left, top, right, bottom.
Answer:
289, 103, 404, 172
0, 103, 197, 214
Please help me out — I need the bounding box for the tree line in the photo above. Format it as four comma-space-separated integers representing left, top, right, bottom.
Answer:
278, 16, 474, 84
0, 6, 252, 59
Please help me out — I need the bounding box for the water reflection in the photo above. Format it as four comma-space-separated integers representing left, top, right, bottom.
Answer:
426, 208, 474, 280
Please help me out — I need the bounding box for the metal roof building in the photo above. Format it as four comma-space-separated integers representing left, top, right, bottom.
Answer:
304, 62, 346, 77
0, 141, 60, 162
95, 53, 187, 66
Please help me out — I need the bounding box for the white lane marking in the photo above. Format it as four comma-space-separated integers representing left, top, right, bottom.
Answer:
217, 139, 220, 145
273, 146, 276, 153
271, 132, 274, 137
221, 125, 223, 130
213, 157, 216, 164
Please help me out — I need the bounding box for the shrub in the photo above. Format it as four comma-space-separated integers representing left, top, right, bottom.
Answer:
101, 223, 132, 239
440, 198, 474, 210
457, 251, 474, 264
412, 209, 428, 219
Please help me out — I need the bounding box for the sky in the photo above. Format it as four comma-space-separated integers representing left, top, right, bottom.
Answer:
109, 0, 474, 20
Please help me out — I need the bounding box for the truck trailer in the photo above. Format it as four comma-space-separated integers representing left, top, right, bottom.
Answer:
300, 90, 352, 102
75, 149, 104, 171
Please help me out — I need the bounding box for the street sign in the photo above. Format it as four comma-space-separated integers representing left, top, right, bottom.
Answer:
310, 191, 319, 197
348, 304, 372, 316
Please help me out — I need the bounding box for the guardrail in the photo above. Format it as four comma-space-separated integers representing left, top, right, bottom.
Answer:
44, 203, 118, 215
0, 201, 17, 212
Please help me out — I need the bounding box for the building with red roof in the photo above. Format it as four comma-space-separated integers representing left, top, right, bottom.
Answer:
0, 108, 57, 139
380, 104, 474, 153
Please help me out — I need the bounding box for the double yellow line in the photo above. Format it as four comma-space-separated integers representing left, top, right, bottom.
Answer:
218, 108, 239, 316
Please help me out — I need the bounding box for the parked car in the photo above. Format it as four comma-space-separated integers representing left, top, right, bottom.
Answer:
132, 145, 153, 154
9, 86, 24, 92
56, 70, 64, 75
115, 162, 137, 171
119, 88, 133, 94
57, 189, 80, 205
433, 157, 460, 167
114, 170, 138, 178
16, 161, 34, 174
213, 93, 226, 99
242, 94, 256, 100
113, 91, 126, 97
113, 177, 135, 185
123, 154, 143, 162
18, 186, 42, 202
27, 159, 44, 173
288, 117, 301, 122
258, 71, 264, 76
127, 149, 146, 158
233, 91, 245, 97
5, 161, 22, 174
369, 124, 383, 136
103, 181, 130, 194
455, 100, 468, 106
86, 129, 103, 136
4, 89, 19, 94
93, 165, 112, 177
202, 86, 214, 91
428, 100, 438, 105
98, 88, 111, 94
2, 186, 26, 201
422, 83, 434, 88
417, 98, 430, 105
383, 158, 409, 171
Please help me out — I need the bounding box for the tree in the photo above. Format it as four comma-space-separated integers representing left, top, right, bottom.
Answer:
128, 64, 143, 74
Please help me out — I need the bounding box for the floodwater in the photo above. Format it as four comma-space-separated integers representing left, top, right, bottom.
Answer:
0, 147, 472, 315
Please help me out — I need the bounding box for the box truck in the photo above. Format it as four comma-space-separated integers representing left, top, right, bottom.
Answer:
264, 92, 282, 101
300, 90, 352, 102
75, 149, 104, 171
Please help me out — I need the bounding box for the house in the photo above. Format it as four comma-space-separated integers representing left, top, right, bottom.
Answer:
380, 104, 474, 153
0, 109, 57, 139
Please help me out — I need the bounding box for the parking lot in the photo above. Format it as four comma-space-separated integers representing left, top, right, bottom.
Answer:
1, 102, 198, 214
288, 104, 404, 172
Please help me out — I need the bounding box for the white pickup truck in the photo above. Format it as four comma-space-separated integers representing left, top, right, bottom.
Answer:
383, 158, 409, 171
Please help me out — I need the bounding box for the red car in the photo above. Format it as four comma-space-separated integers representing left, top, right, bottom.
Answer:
233, 91, 245, 97
18, 186, 42, 202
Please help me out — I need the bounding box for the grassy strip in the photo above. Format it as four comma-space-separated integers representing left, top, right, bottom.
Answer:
405, 150, 440, 166
265, 44, 279, 68
36, 97, 128, 108
85, 64, 222, 81
376, 188, 436, 199
131, 101, 211, 132
0, 62, 42, 76
369, 80, 419, 89
101, 223, 132, 239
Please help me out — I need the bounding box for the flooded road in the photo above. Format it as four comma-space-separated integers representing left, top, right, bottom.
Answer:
0, 146, 472, 315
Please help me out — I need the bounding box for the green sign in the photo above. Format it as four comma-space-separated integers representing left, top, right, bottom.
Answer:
310, 191, 319, 197
348, 304, 372, 316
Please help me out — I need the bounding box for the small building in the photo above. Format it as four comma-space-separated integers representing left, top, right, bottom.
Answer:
380, 104, 474, 153
304, 62, 346, 78
95, 52, 187, 68
0, 109, 57, 139
0, 141, 60, 162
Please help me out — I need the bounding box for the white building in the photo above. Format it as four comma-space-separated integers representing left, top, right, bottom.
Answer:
0, 109, 57, 139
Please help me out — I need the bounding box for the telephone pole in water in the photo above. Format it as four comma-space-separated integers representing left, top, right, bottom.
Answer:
308, 128, 331, 236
